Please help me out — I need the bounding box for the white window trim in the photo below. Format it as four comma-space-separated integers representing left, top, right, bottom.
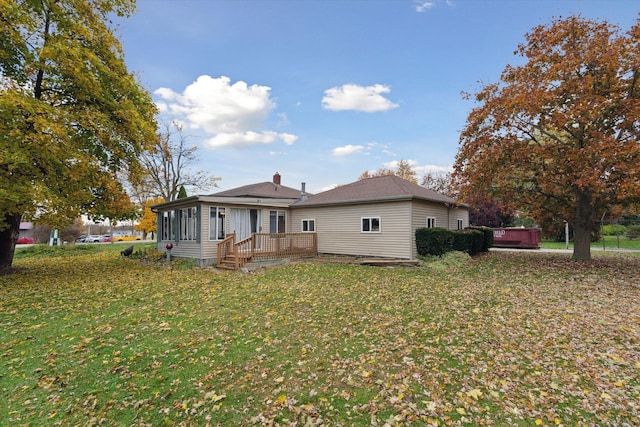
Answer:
209, 206, 226, 241
179, 207, 198, 241
361, 217, 381, 233
160, 210, 175, 241
269, 210, 286, 233
426, 217, 436, 228
457, 219, 464, 230
301, 219, 316, 233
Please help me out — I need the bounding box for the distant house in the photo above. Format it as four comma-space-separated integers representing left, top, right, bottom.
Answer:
152, 173, 469, 268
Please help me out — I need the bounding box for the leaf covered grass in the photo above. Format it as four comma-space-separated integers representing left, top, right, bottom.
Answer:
1, 250, 639, 426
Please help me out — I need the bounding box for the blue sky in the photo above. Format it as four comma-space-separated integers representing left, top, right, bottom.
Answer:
115, 0, 639, 194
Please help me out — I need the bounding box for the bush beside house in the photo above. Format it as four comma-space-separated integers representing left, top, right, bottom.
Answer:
416, 227, 492, 257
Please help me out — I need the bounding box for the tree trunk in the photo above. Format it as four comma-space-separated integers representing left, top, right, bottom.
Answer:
572, 190, 594, 261
0, 213, 22, 272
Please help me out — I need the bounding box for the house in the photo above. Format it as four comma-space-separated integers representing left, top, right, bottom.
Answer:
152, 173, 469, 268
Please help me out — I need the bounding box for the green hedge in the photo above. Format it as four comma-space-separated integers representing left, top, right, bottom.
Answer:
416, 227, 492, 257
452, 229, 485, 254
415, 228, 454, 257
468, 226, 494, 252
627, 225, 640, 240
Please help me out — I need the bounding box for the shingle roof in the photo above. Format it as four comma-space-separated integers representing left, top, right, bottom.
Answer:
293, 175, 459, 207
211, 181, 304, 199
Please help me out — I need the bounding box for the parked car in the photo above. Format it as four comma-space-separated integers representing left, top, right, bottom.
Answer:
100, 235, 111, 242
113, 235, 142, 242
17, 237, 36, 244
76, 234, 87, 243
83, 235, 103, 243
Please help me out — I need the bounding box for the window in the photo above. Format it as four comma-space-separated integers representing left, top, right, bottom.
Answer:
301, 219, 315, 232
361, 217, 381, 233
209, 207, 226, 240
269, 210, 285, 233
426, 217, 436, 228
161, 210, 175, 241
457, 219, 464, 230
179, 207, 198, 240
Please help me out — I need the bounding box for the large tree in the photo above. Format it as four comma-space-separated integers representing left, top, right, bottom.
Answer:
358, 160, 418, 184
454, 15, 640, 261
0, 0, 157, 270
136, 121, 220, 202
420, 170, 456, 198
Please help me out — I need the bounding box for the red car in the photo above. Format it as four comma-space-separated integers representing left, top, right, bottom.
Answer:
17, 237, 36, 244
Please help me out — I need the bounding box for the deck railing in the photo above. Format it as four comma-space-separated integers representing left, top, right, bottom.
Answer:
216, 233, 236, 267
218, 232, 317, 269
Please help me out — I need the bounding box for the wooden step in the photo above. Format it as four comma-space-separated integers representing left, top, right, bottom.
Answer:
217, 255, 252, 270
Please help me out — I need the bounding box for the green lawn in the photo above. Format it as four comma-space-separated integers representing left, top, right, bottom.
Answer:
1, 247, 639, 426
542, 235, 640, 251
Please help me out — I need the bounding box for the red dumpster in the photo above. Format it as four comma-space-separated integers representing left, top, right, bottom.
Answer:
493, 227, 541, 249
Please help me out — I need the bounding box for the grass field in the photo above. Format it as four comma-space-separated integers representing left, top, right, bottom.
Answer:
542, 235, 640, 251
1, 246, 639, 426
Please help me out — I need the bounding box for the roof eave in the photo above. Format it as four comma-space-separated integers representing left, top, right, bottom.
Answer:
291, 194, 413, 208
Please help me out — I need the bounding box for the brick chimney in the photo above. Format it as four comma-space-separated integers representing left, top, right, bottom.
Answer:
273, 172, 281, 185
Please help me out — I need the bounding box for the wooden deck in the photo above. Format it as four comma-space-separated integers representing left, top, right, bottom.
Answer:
217, 232, 317, 270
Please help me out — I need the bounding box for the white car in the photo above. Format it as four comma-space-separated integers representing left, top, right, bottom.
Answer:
84, 235, 109, 243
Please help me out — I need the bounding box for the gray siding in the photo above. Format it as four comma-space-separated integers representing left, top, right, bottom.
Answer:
155, 198, 469, 265
447, 206, 469, 230
199, 204, 293, 266
166, 241, 202, 261
410, 201, 454, 259
291, 201, 413, 259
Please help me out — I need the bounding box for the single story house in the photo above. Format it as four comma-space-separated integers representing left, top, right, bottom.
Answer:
152, 173, 469, 268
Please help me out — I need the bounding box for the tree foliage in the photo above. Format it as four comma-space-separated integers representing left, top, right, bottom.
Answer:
0, 0, 157, 270
135, 197, 164, 237
358, 160, 418, 184
467, 195, 514, 228
177, 185, 187, 199
137, 121, 221, 202
453, 15, 640, 261
420, 171, 456, 198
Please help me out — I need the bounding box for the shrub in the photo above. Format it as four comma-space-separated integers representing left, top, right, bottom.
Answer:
467, 226, 493, 251
415, 228, 454, 257
470, 229, 485, 254
601, 224, 626, 236
627, 225, 640, 240
452, 229, 485, 255
452, 230, 473, 253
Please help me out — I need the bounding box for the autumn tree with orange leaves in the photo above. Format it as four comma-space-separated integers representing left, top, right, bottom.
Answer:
454, 15, 640, 261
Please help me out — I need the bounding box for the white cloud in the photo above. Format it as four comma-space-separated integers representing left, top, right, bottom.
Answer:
414, 0, 454, 12
414, 1, 435, 12
276, 112, 290, 127
280, 133, 298, 145
319, 184, 339, 192
204, 130, 298, 149
332, 144, 365, 156
154, 75, 297, 148
322, 84, 399, 112
383, 159, 418, 169
381, 159, 452, 175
